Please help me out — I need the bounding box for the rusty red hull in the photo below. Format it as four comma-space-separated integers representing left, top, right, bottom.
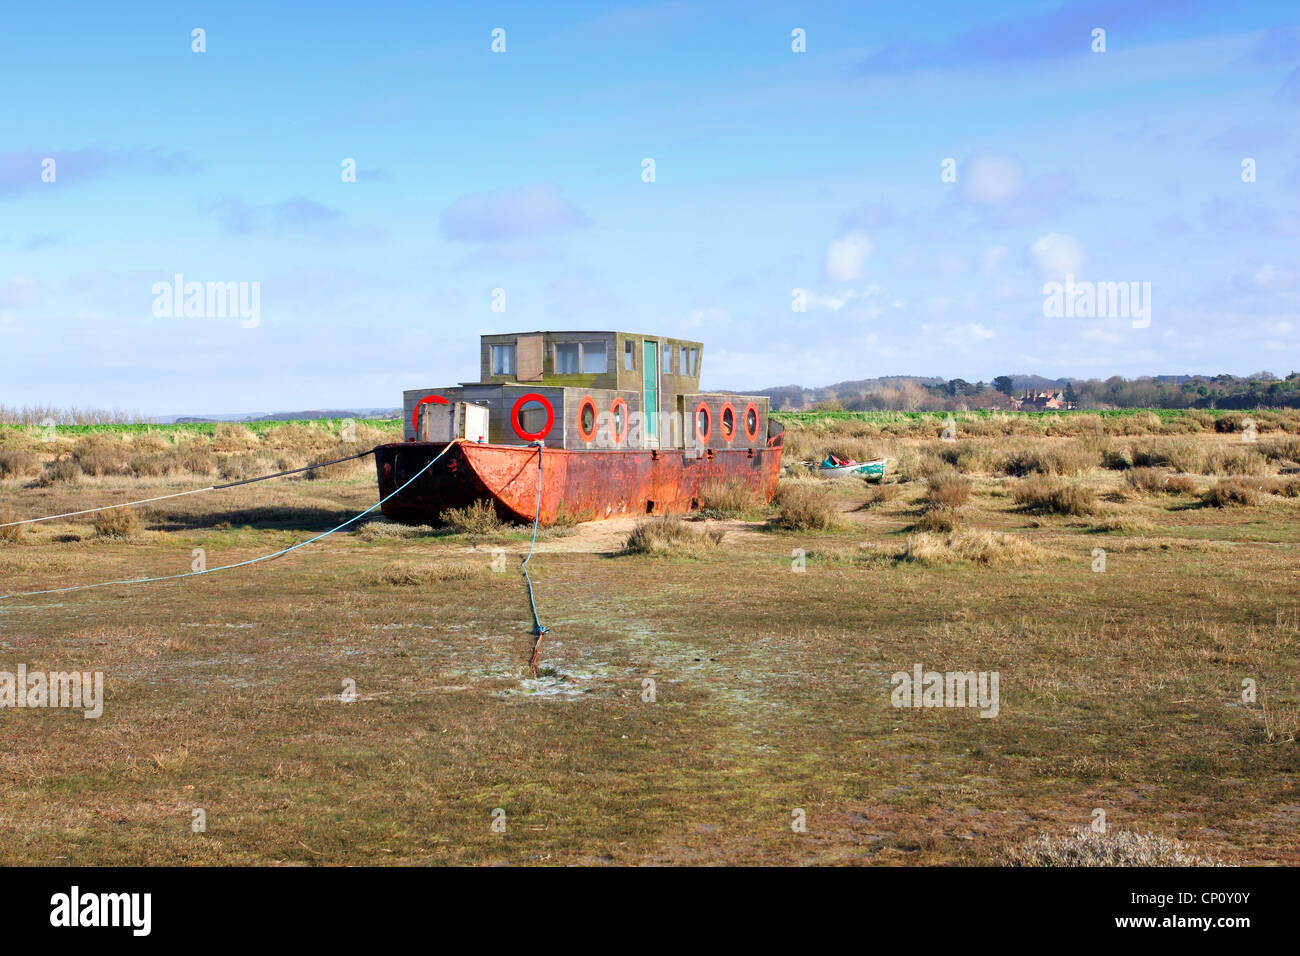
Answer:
374, 441, 782, 525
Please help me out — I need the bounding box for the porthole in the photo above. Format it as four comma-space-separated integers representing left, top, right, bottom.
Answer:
744, 403, 760, 442
720, 403, 736, 442
609, 398, 629, 444
510, 393, 554, 441
694, 402, 711, 443
577, 396, 598, 442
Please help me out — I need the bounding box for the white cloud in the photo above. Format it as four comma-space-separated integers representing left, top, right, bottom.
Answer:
1029, 232, 1085, 275
825, 231, 873, 281
979, 244, 1009, 275
963, 155, 1022, 204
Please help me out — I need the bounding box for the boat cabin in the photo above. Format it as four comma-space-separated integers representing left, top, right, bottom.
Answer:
404, 330, 771, 452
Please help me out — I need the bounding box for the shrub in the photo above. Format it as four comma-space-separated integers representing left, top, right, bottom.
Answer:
859, 483, 901, 508
0, 506, 24, 544
1203, 446, 1267, 476
0, 447, 40, 479
72, 436, 134, 476
912, 508, 960, 533
699, 479, 765, 518
1000, 441, 1095, 476
92, 507, 139, 538
441, 499, 507, 535
623, 516, 724, 556
1014, 477, 1096, 516
35, 458, 83, 486
211, 423, 260, 451
1164, 474, 1197, 495
771, 482, 840, 531
924, 469, 971, 510
1260, 435, 1300, 464
1201, 478, 1260, 508
1265, 477, 1300, 498
1124, 467, 1169, 494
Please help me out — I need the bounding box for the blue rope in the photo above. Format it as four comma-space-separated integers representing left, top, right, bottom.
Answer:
521, 442, 548, 640
0, 440, 461, 602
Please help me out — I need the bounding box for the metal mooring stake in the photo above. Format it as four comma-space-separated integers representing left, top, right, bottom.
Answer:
522, 440, 548, 676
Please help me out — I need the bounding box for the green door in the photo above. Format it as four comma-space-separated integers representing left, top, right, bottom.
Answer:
642, 340, 658, 443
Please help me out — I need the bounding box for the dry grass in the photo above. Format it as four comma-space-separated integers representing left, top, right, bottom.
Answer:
1004, 829, 1224, 866
0, 413, 1297, 867
699, 479, 766, 518
924, 469, 971, 509
369, 560, 483, 586
1013, 476, 1097, 516
770, 482, 841, 531
92, 507, 139, 538
902, 529, 1047, 566
622, 516, 724, 555
356, 519, 438, 541
441, 499, 507, 536
0, 506, 24, 545
1201, 478, 1261, 508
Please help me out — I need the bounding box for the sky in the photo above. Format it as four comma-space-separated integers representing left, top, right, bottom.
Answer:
1, 0, 1297, 415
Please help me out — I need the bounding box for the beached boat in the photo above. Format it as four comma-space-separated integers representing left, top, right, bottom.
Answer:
375, 331, 783, 525
813, 457, 887, 480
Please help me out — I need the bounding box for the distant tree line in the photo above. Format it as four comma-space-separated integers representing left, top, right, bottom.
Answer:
762, 371, 1300, 412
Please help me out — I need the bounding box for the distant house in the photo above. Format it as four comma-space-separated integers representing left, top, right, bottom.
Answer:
1010, 389, 1075, 411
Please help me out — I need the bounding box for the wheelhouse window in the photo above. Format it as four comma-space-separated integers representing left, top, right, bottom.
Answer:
680, 346, 688, 375
581, 341, 608, 374
663, 343, 672, 374
491, 344, 515, 376
686, 348, 700, 376
555, 342, 580, 374
624, 340, 635, 370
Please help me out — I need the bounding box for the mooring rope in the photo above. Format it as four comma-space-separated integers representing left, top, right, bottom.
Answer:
0, 442, 455, 602
522, 441, 548, 670
0, 449, 377, 528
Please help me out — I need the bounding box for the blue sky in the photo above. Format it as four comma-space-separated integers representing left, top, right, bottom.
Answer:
1, 0, 1297, 414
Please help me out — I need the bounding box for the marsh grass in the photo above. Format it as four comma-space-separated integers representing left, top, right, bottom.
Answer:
770, 482, 841, 531
622, 516, 724, 555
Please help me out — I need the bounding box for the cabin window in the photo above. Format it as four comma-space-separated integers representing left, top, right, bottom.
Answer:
721, 404, 735, 440
581, 341, 608, 374
680, 346, 688, 375
555, 342, 580, 375
745, 403, 759, 441
686, 348, 700, 376
624, 340, 635, 370
491, 344, 516, 376
663, 343, 672, 374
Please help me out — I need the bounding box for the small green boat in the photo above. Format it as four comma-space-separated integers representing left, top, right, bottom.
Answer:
816, 456, 887, 480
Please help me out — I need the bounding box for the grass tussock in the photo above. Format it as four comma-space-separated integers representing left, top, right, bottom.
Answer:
770, 482, 841, 531
0, 447, 40, 479
1201, 478, 1261, 508
356, 519, 438, 541
1000, 440, 1097, 477
924, 469, 971, 509
1004, 829, 1223, 866
699, 479, 766, 518
1014, 476, 1097, 516
858, 483, 902, 508
622, 516, 724, 556
92, 507, 139, 539
0, 507, 24, 545
902, 529, 1047, 567
1260, 694, 1299, 744
441, 499, 507, 536
370, 560, 483, 586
